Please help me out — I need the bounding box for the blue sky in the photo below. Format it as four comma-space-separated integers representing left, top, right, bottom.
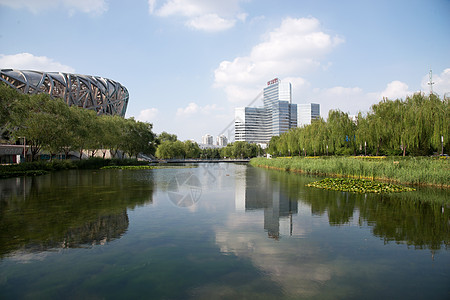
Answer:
1, 0, 449, 142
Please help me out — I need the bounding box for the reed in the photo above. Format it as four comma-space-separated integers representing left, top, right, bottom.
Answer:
250, 156, 449, 187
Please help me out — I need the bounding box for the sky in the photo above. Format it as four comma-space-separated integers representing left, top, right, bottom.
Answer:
1, 0, 449, 142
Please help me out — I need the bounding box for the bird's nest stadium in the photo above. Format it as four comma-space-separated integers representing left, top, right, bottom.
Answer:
0, 69, 129, 116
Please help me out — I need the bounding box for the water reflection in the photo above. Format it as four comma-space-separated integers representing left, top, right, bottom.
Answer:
216, 165, 450, 297
0, 164, 448, 299
235, 167, 298, 239
0, 170, 154, 257
237, 167, 449, 250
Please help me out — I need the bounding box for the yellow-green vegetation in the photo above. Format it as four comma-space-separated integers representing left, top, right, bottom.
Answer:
100, 165, 196, 170
0, 158, 149, 178
100, 165, 157, 170
307, 178, 415, 193
250, 156, 449, 187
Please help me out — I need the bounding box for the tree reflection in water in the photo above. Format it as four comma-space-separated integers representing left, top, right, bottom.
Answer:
244, 167, 449, 250
0, 169, 154, 257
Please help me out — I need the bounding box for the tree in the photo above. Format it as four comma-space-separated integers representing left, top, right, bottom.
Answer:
121, 118, 156, 158
9, 94, 71, 160
0, 83, 25, 141
157, 131, 178, 143
184, 140, 200, 158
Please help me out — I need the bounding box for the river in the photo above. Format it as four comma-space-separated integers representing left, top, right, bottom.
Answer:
0, 163, 449, 299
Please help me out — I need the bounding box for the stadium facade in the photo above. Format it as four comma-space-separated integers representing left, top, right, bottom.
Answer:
0, 69, 129, 116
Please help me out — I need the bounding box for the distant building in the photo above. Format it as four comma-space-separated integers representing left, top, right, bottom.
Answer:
263, 78, 297, 139
217, 134, 228, 146
298, 103, 320, 127
235, 107, 267, 144
202, 134, 213, 145
235, 78, 297, 145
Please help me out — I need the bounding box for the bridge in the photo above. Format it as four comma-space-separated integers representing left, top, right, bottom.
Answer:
149, 158, 251, 164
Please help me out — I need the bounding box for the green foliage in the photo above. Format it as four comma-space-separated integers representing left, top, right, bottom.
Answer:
220, 141, 263, 158
154, 139, 263, 160
307, 178, 415, 193
0, 84, 157, 160
121, 118, 156, 158
157, 131, 178, 143
0, 157, 148, 178
100, 165, 156, 170
267, 93, 449, 157
155, 140, 201, 159
250, 156, 449, 187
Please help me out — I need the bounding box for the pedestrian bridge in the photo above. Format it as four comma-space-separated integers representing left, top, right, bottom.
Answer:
151, 158, 251, 164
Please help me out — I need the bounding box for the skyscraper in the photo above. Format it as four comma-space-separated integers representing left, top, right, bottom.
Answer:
298, 103, 320, 127
235, 78, 297, 145
202, 134, 213, 145
235, 107, 268, 144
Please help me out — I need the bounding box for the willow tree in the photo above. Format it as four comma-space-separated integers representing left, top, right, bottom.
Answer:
428, 94, 449, 154
327, 110, 356, 155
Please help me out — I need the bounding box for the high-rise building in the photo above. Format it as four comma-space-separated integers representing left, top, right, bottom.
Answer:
217, 134, 228, 146
235, 78, 297, 145
202, 134, 213, 145
235, 107, 267, 144
298, 103, 320, 127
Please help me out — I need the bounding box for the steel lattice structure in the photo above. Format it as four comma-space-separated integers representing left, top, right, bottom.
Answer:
0, 69, 129, 116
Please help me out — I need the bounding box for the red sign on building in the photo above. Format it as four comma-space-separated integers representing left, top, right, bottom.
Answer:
267, 78, 279, 86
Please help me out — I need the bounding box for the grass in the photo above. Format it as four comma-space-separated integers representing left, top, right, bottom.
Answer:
100, 165, 196, 170
250, 156, 449, 188
0, 158, 148, 178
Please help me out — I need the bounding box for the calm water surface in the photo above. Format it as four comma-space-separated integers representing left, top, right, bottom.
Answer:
0, 163, 449, 299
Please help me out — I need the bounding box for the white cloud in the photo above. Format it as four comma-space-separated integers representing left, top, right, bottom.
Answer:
0, 53, 75, 73
137, 108, 159, 123
312, 86, 373, 118
214, 17, 344, 104
186, 14, 236, 32
148, 0, 246, 31
421, 68, 450, 97
177, 102, 200, 116
176, 102, 222, 116
0, 0, 108, 15
379, 80, 411, 100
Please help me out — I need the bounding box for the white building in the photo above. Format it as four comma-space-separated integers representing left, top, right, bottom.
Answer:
217, 134, 228, 146
235, 78, 297, 144
235, 107, 267, 144
202, 134, 213, 145
298, 103, 320, 127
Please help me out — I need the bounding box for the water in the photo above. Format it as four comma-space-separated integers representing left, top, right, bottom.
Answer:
0, 163, 449, 299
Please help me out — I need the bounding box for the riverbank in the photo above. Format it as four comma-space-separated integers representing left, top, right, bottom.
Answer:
0, 158, 148, 179
250, 156, 449, 188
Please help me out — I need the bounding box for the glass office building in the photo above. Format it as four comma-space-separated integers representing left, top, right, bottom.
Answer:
235, 107, 268, 144
235, 78, 297, 145
298, 103, 320, 127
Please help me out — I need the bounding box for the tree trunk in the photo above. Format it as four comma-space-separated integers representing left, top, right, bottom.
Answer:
376, 138, 382, 156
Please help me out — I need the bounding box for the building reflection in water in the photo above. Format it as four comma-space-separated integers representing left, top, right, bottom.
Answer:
235, 168, 298, 239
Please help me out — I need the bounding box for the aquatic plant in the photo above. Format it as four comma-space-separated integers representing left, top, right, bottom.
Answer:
306, 178, 415, 193
250, 156, 449, 187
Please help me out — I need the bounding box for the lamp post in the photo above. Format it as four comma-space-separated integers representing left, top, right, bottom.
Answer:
441, 135, 444, 156
18, 136, 26, 163
23, 137, 26, 162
